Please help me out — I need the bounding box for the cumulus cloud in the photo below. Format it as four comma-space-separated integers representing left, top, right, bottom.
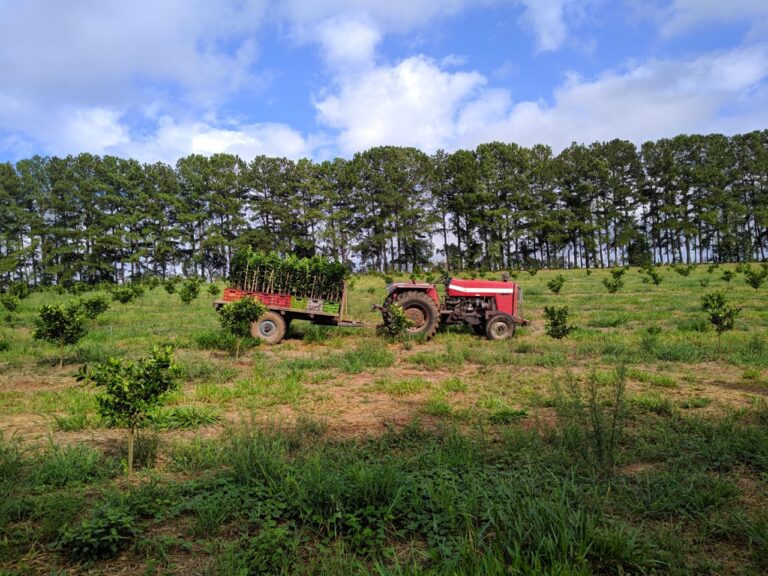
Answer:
313, 16, 382, 69
0, 0, 267, 106
1, 0, 765, 164
314, 42, 768, 155
315, 56, 485, 154
454, 45, 768, 150
107, 117, 314, 163
518, 0, 569, 52
656, 0, 768, 37
277, 0, 473, 33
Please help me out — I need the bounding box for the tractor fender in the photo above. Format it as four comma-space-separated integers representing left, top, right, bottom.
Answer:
386, 282, 440, 307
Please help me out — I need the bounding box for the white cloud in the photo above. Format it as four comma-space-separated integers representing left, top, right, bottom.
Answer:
313, 16, 382, 69
62, 109, 131, 154
657, 0, 768, 37
518, 0, 569, 52
0, 0, 267, 107
315, 56, 486, 154
115, 118, 316, 163
313, 41, 768, 155
277, 0, 473, 33
0, 93, 129, 156
454, 45, 768, 150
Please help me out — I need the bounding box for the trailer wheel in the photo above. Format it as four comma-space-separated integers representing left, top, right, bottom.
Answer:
251, 311, 286, 345
391, 291, 440, 340
486, 314, 515, 341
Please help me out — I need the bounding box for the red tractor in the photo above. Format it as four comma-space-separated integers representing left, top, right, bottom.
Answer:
379, 274, 528, 340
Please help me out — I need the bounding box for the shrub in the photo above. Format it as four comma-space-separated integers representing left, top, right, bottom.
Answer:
640, 266, 663, 285
207, 283, 221, 298
79, 345, 180, 474
77, 294, 110, 319
602, 276, 624, 293
547, 274, 566, 295
554, 369, 627, 476
179, 277, 201, 305
162, 278, 178, 294
111, 286, 138, 304
721, 270, 735, 282
0, 293, 19, 312
544, 306, 573, 339
743, 263, 768, 289
57, 505, 136, 562
218, 297, 267, 358
701, 291, 741, 351
33, 303, 88, 367
671, 263, 695, 277
385, 303, 414, 339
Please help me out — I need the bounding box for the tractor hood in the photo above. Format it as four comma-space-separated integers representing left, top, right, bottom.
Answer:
447, 278, 516, 297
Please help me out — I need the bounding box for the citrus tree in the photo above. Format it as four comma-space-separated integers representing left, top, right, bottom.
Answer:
78, 345, 180, 474
218, 297, 267, 359
701, 291, 740, 351
33, 304, 87, 367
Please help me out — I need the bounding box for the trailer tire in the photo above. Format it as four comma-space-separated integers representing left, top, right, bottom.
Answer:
251, 311, 286, 345
391, 291, 440, 340
486, 314, 515, 341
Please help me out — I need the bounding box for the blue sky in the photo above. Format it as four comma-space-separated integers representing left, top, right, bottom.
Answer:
0, 0, 766, 163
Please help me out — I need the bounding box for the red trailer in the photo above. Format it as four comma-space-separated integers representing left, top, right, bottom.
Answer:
215, 284, 364, 344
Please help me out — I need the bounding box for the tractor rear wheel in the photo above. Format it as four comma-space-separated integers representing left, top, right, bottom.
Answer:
390, 291, 440, 340
251, 311, 287, 345
486, 314, 515, 341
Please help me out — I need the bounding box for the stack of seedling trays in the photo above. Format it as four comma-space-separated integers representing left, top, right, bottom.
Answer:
322, 301, 341, 314
230, 249, 349, 315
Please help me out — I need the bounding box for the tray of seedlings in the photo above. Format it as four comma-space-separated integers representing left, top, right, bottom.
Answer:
227, 250, 349, 315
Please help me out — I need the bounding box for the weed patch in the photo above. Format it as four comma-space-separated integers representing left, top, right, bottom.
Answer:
340, 343, 394, 373
371, 376, 430, 396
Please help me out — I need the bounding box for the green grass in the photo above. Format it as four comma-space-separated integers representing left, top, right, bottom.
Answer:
371, 376, 431, 396
588, 311, 633, 328
29, 443, 118, 488
1, 266, 767, 573
4, 411, 767, 573
627, 368, 678, 388
149, 405, 221, 429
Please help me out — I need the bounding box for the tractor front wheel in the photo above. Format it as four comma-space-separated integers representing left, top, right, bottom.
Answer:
390, 291, 440, 340
251, 311, 287, 345
486, 314, 515, 341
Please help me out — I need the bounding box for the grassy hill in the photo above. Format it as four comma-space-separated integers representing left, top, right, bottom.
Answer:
1, 264, 766, 574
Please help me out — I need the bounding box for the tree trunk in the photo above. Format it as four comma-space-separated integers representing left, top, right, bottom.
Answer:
127, 428, 135, 475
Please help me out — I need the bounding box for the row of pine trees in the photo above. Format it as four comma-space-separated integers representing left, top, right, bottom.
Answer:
0, 131, 766, 286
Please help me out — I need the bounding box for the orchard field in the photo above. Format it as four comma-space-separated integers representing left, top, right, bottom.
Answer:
0, 265, 767, 575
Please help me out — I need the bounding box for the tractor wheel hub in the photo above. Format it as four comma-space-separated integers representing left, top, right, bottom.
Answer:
405, 308, 425, 327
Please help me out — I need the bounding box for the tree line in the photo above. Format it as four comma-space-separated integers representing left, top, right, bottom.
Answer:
0, 130, 766, 286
